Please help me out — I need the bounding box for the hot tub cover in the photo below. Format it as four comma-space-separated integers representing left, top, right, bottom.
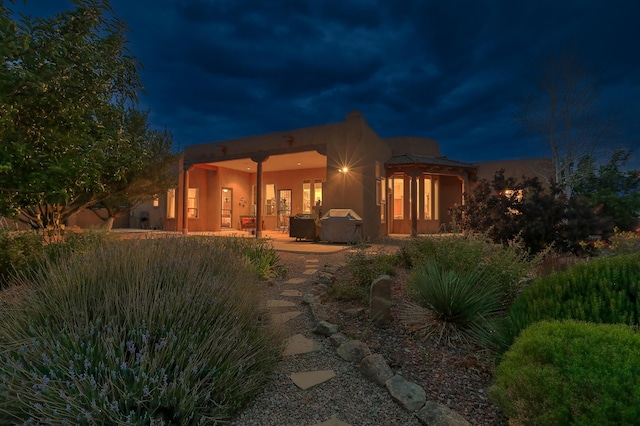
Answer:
319, 209, 363, 243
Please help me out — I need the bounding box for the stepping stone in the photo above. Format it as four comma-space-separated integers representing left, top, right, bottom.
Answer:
285, 278, 307, 285
283, 334, 322, 356
290, 370, 336, 390
272, 311, 302, 324
280, 289, 303, 297
312, 419, 351, 426
305, 259, 319, 263
266, 299, 296, 308
303, 269, 318, 275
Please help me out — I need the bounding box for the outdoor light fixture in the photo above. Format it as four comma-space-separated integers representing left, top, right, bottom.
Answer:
339, 166, 349, 173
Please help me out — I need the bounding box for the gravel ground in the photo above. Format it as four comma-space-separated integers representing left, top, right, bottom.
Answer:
230, 245, 505, 425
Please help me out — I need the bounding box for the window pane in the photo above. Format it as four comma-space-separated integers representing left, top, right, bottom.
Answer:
187, 188, 199, 218
380, 177, 386, 222
265, 184, 276, 216
313, 179, 323, 207
303, 180, 311, 214
393, 177, 404, 220
166, 189, 175, 219
423, 177, 432, 220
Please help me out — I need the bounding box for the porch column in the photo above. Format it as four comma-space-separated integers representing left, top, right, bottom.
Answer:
251, 155, 268, 238
182, 166, 190, 235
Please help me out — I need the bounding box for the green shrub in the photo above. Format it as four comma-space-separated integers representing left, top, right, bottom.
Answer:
490, 321, 640, 425
487, 253, 640, 355
194, 235, 285, 280
344, 248, 397, 288
0, 229, 44, 288
400, 260, 502, 346
509, 253, 640, 331
0, 237, 283, 424
399, 234, 540, 306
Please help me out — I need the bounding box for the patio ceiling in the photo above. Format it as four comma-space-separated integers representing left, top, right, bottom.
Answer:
204, 151, 327, 173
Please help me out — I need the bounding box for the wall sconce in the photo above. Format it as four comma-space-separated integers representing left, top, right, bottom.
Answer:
284, 135, 294, 144
152, 195, 159, 207
219, 145, 227, 154
338, 166, 349, 174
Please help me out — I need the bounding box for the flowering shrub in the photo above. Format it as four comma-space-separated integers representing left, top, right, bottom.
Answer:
0, 237, 282, 424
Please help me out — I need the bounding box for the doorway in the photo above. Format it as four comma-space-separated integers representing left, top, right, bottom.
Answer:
278, 189, 292, 232
221, 188, 232, 228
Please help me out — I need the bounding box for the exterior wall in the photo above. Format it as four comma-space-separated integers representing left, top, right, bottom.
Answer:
476, 158, 554, 183
253, 167, 326, 231
438, 175, 463, 229
322, 112, 392, 240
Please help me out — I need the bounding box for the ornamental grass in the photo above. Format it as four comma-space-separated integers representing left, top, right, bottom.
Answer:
0, 237, 283, 424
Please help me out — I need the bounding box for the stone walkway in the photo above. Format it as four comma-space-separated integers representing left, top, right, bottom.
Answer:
266, 258, 345, 425
262, 258, 470, 426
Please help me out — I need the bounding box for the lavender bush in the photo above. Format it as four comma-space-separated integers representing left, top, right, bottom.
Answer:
0, 237, 283, 424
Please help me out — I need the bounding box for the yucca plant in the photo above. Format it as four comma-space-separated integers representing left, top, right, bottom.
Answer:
0, 237, 283, 424
400, 261, 503, 346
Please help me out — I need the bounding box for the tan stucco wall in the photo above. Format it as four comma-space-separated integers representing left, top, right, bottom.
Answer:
476, 158, 554, 183
385, 137, 441, 156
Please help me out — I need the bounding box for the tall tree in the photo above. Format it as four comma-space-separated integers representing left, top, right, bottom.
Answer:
0, 0, 142, 233
516, 44, 617, 190
89, 108, 179, 230
572, 150, 640, 231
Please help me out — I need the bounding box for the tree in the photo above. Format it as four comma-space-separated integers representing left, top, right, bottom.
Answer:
0, 0, 143, 234
454, 170, 611, 254
572, 150, 640, 231
89, 109, 179, 230
516, 44, 618, 190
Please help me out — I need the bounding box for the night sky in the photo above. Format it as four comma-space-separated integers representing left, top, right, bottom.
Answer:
10, 0, 640, 168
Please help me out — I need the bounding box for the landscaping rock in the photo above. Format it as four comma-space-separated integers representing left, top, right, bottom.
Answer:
370, 274, 392, 324
336, 340, 372, 363
314, 320, 339, 336
385, 375, 427, 412
415, 401, 471, 425
359, 353, 394, 386
328, 332, 350, 347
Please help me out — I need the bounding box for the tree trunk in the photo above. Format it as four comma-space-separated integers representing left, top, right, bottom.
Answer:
103, 216, 115, 231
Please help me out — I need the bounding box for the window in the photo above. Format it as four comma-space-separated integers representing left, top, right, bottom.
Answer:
265, 184, 276, 216
303, 180, 311, 213
303, 179, 323, 213
380, 177, 386, 222
251, 184, 256, 215
187, 188, 199, 218
423, 177, 432, 220
313, 179, 323, 207
166, 189, 176, 218
393, 177, 404, 219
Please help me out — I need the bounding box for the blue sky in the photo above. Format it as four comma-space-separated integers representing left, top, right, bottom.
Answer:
10, 0, 640, 168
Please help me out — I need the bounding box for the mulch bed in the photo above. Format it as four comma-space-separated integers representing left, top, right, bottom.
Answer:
278, 245, 506, 425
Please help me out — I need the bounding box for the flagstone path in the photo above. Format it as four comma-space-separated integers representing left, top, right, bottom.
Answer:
264, 258, 353, 426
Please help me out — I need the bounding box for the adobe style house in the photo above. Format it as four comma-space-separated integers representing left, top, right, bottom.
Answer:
160, 110, 550, 240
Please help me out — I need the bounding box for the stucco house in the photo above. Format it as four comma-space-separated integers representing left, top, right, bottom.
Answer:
159, 111, 551, 240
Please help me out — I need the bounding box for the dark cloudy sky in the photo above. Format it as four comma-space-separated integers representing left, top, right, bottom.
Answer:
12, 0, 640, 167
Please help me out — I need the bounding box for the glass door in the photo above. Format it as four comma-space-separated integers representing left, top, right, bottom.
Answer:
278, 189, 292, 232
221, 188, 232, 228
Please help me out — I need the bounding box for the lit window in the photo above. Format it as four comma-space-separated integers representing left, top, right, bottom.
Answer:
303, 180, 311, 214
393, 177, 404, 220
314, 179, 323, 207
166, 189, 176, 219
187, 188, 199, 218
265, 184, 276, 216
380, 177, 386, 222
423, 177, 432, 220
